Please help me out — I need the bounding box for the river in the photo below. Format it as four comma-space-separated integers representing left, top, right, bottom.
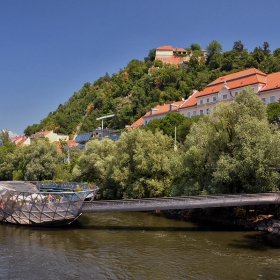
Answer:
0, 212, 279, 279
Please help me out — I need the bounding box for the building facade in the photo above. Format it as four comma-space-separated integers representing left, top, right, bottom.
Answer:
179, 68, 280, 117
129, 68, 280, 127
155, 45, 206, 65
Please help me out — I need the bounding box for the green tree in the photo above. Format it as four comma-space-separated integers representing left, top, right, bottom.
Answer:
111, 129, 174, 198
0, 145, 29, 180
24, 124, 41, 136
144, 49, 156, 62
206, 40, 223, 59
267, 100, 280, 125
190, 43, 201, 51
143, 112, 185, 138
172, 87, 280, 196
252, 47, 265, 63
24, 139, 63, 181
72, 138, 117, 198
273, 48, 280, 57
0, 130, 10, 144
233, 40, 244, 52
263, 42, 270, 55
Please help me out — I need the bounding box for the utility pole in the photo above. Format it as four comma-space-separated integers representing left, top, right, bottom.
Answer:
174, 123, 177, 151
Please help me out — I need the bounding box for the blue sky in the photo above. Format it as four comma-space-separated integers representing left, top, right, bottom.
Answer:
1, 0, 280, 136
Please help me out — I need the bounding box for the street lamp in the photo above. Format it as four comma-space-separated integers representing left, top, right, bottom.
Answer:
173, 123, 177, 151
96, 114, 116, 138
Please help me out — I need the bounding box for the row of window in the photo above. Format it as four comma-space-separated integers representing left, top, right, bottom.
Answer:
198, 91, 240, 105
190, 95, 278, 119
145, 91, 277, 125
186, 108, 211, 117
198, 94, 230, 105
199, 97, 216, 105
261, 95, 280, 105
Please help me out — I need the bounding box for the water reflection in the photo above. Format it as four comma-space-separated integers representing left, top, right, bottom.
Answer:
0, 212, 279, 280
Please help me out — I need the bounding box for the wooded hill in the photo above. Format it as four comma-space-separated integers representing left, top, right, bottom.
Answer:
23, 40, 280, 138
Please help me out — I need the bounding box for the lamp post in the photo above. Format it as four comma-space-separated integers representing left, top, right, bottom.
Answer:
173, 123, 177, 151
96, 114, 116, 139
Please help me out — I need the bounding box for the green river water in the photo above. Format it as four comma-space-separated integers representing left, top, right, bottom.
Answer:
0, 212, 279, 280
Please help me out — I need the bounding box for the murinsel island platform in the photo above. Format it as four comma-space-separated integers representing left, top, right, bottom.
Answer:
0, 181, 98, 226
1, 181, 280, 226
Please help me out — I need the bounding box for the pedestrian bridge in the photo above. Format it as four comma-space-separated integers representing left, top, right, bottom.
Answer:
80, 192, 280, 213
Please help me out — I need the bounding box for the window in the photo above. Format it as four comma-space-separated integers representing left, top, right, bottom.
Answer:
223, 94, 227, 100
145, 120, 148, 125
187, 112, 190, 118
206, 108, 210, 115
200, 109, 203, 115
199, 99, 203, 105
235, 92, 238, 96
193, 111, 196, 116
261, 98, 266, 105
206, 98, 210, 103
270, 96, 275, 103
213, 96, 217, 102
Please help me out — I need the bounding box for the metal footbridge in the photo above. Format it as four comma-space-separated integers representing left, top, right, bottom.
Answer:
80, 192, 280, 213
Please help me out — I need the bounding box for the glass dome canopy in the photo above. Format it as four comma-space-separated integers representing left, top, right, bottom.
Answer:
0, 181, 98, 226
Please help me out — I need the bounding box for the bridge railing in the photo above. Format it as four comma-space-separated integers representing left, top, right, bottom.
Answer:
80, 192, 280, 213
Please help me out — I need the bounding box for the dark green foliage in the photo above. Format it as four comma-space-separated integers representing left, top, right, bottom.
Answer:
190, 43, 201, 51
233, 40, 244, 52
206, 40, 223, 59
171, 87, 280, 196
143, 112, 185, 137
267, 100, 280, 125
0, 130, 10, 144
144, 49, 156, 62
143, 113, 204, 143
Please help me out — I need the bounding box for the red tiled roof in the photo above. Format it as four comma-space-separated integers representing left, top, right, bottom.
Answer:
17, 137, 27, 146
143, 100, 185, 118
194, 68, 267, 98
180, 91, 200, 109
11, 135, 27, 146
259, 72, 280, 92
172, 47, 186, 53
156, 46, 173, 51
11, 136, 20, 142
181, 68, 269, 108
127, 117, 144, 129
195, 76, 264, 98
67, 140, 79, 148
31, 130, 53, 137
208, 68, 266, 86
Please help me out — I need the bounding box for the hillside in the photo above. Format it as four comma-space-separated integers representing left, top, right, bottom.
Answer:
23, 41, 280, 138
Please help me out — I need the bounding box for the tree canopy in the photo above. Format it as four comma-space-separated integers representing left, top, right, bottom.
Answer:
206, 40, 223, 58
233, 40, 244, 52
172, 87, 280, 196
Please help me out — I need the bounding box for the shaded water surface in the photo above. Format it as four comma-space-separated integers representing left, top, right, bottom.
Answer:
0, 212, 280, 279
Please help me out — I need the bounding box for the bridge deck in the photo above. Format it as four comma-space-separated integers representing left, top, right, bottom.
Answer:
80, 192, 280, 213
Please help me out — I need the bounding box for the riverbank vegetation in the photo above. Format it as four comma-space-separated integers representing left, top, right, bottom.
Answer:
1, 87, 280, 199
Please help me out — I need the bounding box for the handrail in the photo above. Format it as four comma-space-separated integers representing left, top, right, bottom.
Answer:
80, 192, 280, 213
